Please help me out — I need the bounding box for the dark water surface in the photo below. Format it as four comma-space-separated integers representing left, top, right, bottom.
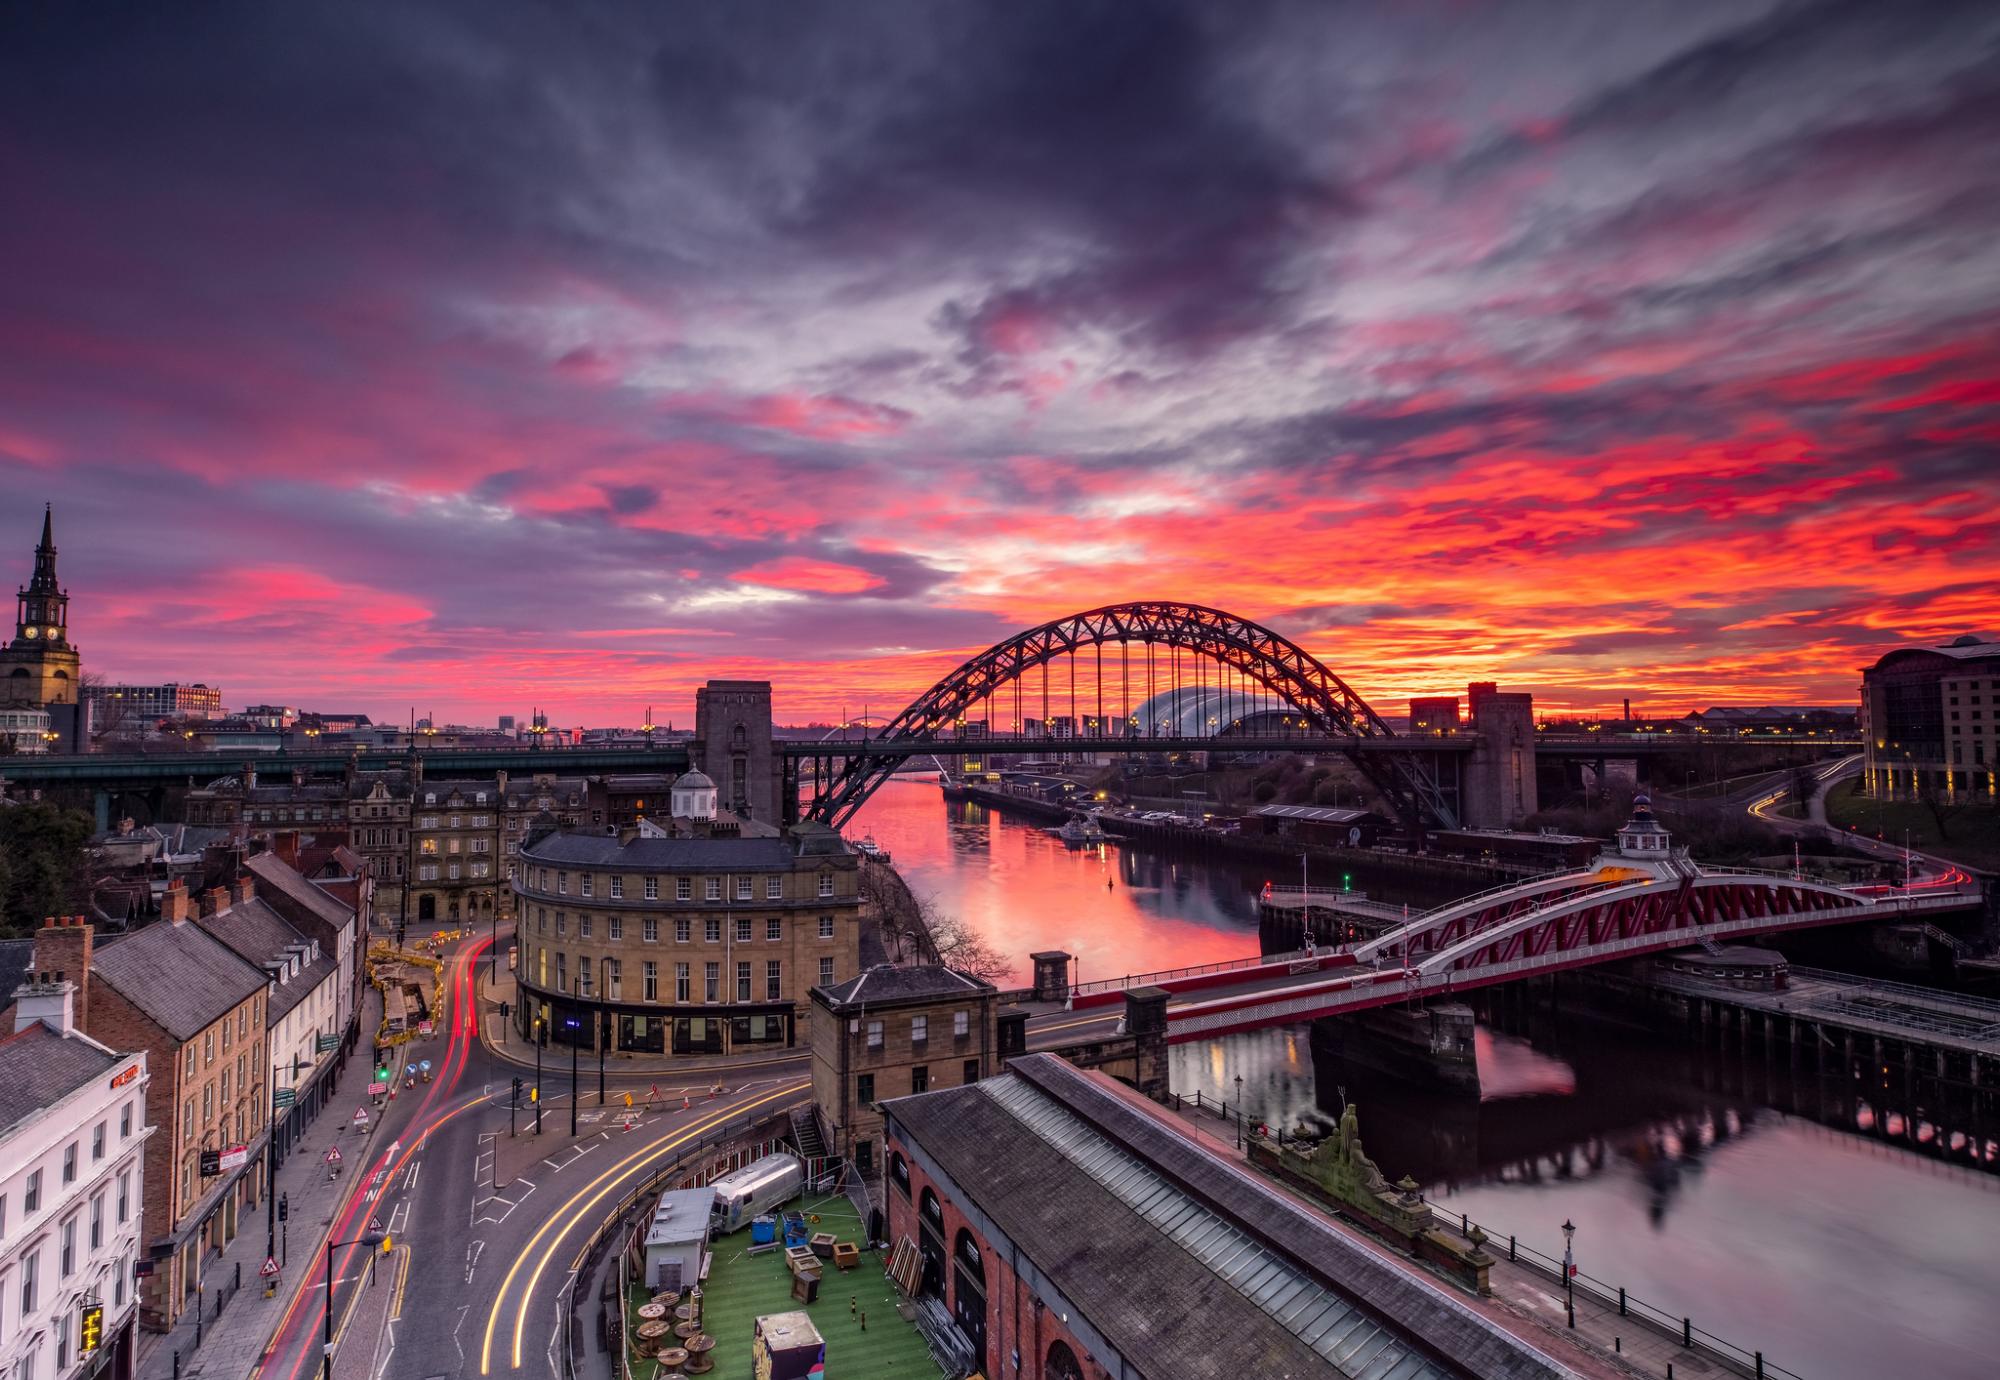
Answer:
853, 779, 1996, 1380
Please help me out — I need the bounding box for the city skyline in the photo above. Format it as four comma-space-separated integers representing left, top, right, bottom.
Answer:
6, 2, 1999, 724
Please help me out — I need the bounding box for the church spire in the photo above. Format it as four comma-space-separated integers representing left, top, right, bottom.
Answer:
27, 503, 60, 596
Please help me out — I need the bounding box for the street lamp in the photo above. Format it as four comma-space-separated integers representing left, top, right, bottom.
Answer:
323, 1229, 386, 1380
533, 1015, 545, 1135
1561, 1219, 1576, 1328
566, 1016, 582, 1136
599, 958, 612, 1106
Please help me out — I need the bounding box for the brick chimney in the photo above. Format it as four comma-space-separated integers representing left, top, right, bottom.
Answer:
200, 886, 231, 918
31, 916, 93, 1031
270, 830, 303, 870
243, 761, 258, 790
235, 875, 257, 906
162, 880, 192, 925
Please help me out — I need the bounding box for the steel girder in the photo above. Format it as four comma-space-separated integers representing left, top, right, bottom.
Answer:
797, 600, 1454, 831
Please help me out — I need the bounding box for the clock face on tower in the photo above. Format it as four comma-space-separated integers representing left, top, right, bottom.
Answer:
21, 626, 37, 639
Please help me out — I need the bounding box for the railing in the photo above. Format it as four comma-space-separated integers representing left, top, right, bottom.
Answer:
1069, 949, 1310, 997
1430, 1211, 1804, 1380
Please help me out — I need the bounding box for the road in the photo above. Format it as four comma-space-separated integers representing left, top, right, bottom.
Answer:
244, 931, 1126, 1380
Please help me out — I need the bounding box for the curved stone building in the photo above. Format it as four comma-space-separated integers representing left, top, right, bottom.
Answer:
511, 775, 863, 1055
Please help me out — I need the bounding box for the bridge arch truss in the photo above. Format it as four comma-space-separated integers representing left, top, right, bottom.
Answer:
792, 601, 1458, 831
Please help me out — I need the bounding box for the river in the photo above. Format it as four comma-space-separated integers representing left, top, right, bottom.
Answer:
851, 777, 1996, 1380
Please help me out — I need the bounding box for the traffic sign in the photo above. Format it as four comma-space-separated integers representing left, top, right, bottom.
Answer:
352, 1106, 369, 1128
260, 1256, 281, 1278
418, 1020, 434, 1036
324, 1146, 342, 1164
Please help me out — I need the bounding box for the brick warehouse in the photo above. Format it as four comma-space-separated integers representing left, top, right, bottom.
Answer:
4, 894, 271, 1333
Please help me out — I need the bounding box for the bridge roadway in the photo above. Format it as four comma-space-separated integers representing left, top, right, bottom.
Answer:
1068, 871, 1983, 1043
3, 729, 1858, 789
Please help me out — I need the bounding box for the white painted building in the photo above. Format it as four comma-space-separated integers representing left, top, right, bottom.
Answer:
0, 981, 152, 1380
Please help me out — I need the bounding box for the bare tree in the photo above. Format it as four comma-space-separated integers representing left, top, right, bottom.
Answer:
915, 898, 1011, 983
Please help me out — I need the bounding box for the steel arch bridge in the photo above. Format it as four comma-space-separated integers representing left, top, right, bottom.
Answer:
791, 600, 1456, 831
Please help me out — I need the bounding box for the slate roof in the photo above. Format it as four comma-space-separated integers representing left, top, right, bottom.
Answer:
196, 900, 335, 1024
0, 1021, 122, 1134
886, 1056, 1571, 1380
92, 921, 269, 1042
815, 964, 993, 1010
522, 830, 850, 872
247, 852, 355, 930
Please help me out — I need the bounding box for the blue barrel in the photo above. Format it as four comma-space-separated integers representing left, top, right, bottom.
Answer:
750, 1215, 777, 1246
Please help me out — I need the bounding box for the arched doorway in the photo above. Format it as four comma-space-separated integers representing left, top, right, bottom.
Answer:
1046, 1341, 1084, 1380
917, 1188, 946, 1297
951, 1228, 987, 1359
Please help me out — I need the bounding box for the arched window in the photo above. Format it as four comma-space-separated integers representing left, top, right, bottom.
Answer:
952, 1228, 987, 1356
1047, 1341, 1084, 1380
952, 1229, 983, 1287
920, 1187, 944, 1232
889, 1151, 911, 1198
731, 724, 748, 748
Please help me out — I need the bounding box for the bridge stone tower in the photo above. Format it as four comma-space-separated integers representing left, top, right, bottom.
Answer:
693, 679, 781, 824
1460, 688, 1537, 829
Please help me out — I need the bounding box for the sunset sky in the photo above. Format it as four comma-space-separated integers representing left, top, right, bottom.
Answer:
5, 1, 1998, 727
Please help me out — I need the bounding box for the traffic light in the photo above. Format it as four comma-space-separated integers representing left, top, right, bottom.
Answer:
374, 1064, 392, 1083
278, 1193, 289, 1223
512, 1076, 524, 1104
1341, 873, 1353, 892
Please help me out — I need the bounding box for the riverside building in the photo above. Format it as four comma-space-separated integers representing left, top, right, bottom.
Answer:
510, 770, 862, 1056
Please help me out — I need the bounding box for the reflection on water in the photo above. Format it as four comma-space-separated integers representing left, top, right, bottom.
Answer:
855, 778, 1998, 1380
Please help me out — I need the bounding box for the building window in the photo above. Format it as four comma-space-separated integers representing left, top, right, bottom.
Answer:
818, 915, 835, 939
89, 1195, 103, 1249
24, 1169, 41, 1214
890, 1151, 911, 1197
578, 962, 593, 997
60, 1216, 75, 1276
734, 876, 752, 901
121, 1103, 132, 1139
580, 875, 593, 898
765, 961, 781, 1000
954, 1010, 970, 1039
856, 1073, 874, 1107
736, 962, 751, 1002
537, 907, 548, 934
609, 915, 623, 940
705, 917, 721, 943
556, 953, 568, 992
606, 875, 623, 899
765, 876, 783, 900
766, 917, 782, 942
819, 957, 835, 987
818, 872, 834, 898
964, 1059, 980, 1086
20, 1248, 37, 1313
704, 963, 720, 1003
580, 913, 593, 939
705, 877, 721, 901
62, 1143, 77, 1184
675, 918, 690, 943
117, 1170, 130, 1223
866, 1020, 883, 1050
911, 1015, 928, 1045
735, 916, 751, 943
676, 963, 691, 1002
643, 917, 659, 942
608, 959, 622, 999
555, 912, 567, 937
557, 873, 568, 895
911, 1065, 929, 1095
644, 876, 659, 900
676, 877, 691, 901
643, 961, 658, 1001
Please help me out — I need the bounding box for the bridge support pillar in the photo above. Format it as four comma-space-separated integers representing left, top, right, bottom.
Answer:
92, 789, 110, 833
1031, 951, 1073, 1003
1462, 693, 1538, 829
1124, 987, 1170, 1098
1314, 1003, 1480, 1095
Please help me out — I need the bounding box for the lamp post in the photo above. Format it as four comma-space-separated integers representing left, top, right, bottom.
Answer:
267, 1061, 284, 1261
599, 959, 611, 1105
323, 1230, 386, 1380
533, 1016, 545, 1135
1561, 1219, 1576, 1328
1234, 1074, 1244, 1148
567, 1016, 581, 1136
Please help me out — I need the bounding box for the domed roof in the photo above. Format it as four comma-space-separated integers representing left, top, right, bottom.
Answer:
673, 769, 715, 790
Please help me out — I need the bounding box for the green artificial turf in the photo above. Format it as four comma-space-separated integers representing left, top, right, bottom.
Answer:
627, 1193, 942, 1379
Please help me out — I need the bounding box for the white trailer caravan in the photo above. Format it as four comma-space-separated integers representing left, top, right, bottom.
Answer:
708, 1152, 804, 1234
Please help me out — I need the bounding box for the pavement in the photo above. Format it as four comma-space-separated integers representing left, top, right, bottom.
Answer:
134, 992, 393, 1380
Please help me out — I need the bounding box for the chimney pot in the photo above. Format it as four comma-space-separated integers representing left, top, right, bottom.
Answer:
201, 886, 231, 917
235, 875, 256, 905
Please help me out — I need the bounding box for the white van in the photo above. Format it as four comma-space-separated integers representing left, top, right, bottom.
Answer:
708, 1152, 804, 1235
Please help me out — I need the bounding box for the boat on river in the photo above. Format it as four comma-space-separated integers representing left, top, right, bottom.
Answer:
1050, 814, 1109, 846
853, 834, 892, 863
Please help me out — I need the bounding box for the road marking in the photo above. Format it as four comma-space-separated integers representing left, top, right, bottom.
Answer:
465, 1240, 486, 1284
403, 1161, 422, 1191
481, 1085, 804, 1373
